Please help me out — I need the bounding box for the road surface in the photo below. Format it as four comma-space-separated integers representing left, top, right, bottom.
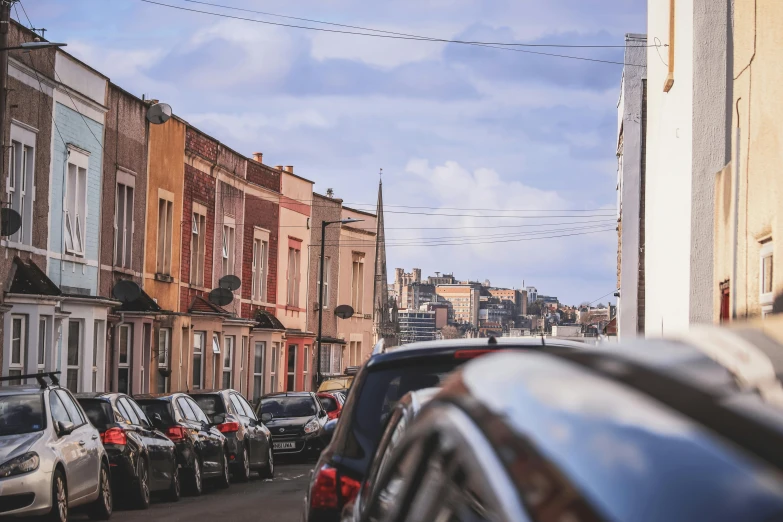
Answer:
74, 461, 313, 522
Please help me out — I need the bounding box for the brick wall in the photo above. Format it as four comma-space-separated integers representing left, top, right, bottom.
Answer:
241, 194, 279, 320
180, 164, 216, 311
218, 146, 247, 179
185, 128, 218, 163
247, 161, 281, 192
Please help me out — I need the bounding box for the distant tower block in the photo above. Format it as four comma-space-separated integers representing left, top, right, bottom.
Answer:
413, 268, 422, 283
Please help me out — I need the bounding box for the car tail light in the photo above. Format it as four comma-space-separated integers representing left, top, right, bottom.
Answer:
217, 421, 240, 434
327, 410, 339, 420
101, 427, 127, 445
310, 465, 361, 510
166, 426, 188, 442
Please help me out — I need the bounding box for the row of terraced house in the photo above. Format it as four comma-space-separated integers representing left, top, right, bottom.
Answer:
0, 21, 389, 400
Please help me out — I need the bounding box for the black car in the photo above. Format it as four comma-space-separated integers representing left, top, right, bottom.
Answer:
76, 393, 179, 508
188, 389, 274, 481
303, 337, 584, 522
357, 342, 783, 522
257, 392, 329, 456
340, 388, 439, 522
134, 393, 231, 496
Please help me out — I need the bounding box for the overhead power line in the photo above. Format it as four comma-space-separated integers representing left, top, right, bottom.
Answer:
137, 0, 644, 66
181, 0, 658, 49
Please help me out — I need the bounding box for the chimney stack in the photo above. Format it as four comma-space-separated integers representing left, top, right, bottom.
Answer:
253, 152, 263, 163
276, 165, 284, 171
285, 166, 294, 173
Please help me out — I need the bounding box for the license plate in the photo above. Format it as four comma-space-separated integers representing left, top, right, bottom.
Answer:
274, 442, 296, 450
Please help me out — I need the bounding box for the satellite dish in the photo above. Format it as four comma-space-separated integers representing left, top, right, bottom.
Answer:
209, 287, 234, 307
112, 280, 142, 303
146, 102, 172, 125
0, 208, 22, 236
219, 275, 241, 291
334, 304, 354, 320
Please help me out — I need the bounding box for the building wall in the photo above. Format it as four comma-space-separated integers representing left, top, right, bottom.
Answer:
307, 194, 343, 338
715, 0, 783, 320
99, 84, 148, 297
645, 0, 695, 336
179, 162, 216, 311
144, 117, 186, 312
617, 34, 647, 340
241, 191, 280, 318
337, 207, 377, 365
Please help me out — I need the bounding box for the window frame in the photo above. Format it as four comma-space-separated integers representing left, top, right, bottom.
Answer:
7, 123, 36, 245
222, 216, 236, 278
287, 246, 301, 307
351, 252, 365, 314
114, 172, 135, 269
286, 343, 297, 391
270, 342, 279, 393
318, 256, 331, 309
37, 317, 48, 371
223, 335, 234, 389
64, 146, 89, 256
251, 229, 270, 303
190, 203, 207, 286
303, 345, 309, 391
117, 323, 132, 394
9, 314, 27, 378
156, 192, 174, 276
193, 331, 206, 390
760, 241, 774, 306
66, 321, 82, 393
253, 341, 266, 400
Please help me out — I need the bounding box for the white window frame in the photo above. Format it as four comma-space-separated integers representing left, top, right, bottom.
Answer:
222, 216, 236, 278
64, 146, 89, 256
67, 320, 82, 393
240, 336, 247, 396
253, 341, 266, 399
156, 191, 174, 275
287, 246, 301, 307
191, 203, 207, 286
352, 253, 365, 314
193, 331, 205, 390
270, 342, 279, 393
223, 335, 234, 389
92, 321, 104, 392
9, 315, 27, 377
117, 324, 132, 394
303, 345, 309, 391
7, 123, 36, 245
318, 256, 331, 309
37, 317, 48, 371
287, 343, 297, 391
760, 241, 774, 306
252, 228, 270, 303
158, 327, 171, 393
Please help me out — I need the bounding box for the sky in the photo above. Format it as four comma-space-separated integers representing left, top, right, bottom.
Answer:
20, 0, 646, 305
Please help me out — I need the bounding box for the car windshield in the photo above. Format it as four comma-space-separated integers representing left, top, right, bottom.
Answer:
0, 394, 45, 436
191, 395, 226, 422
79, 400, 113, 431
319, 396, 338, 412
354, 362, 457, 446
136, 400, 175, 427
260, 396, 317, 418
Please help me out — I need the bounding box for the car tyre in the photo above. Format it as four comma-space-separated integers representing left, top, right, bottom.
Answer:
234, 446, 251, 482
46, 469, 68, 522
217, 448, 231, 489
165, 465, 181, 502
134, 457, 151, 509
88, 461, 113, 520
186, 458, 203, 496
260, 446, 275, 479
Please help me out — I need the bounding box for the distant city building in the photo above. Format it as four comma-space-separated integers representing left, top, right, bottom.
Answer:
435, 283, 482, 326
398, 310, 436, 343
526, 286, 539, 303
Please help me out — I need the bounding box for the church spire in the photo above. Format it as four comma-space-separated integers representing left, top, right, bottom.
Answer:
373, 171, 398, 346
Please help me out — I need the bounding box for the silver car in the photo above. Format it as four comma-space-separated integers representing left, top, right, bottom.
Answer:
0, 373, 113, 521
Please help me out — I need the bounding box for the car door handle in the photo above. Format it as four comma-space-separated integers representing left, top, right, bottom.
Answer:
92, 434, 99, 440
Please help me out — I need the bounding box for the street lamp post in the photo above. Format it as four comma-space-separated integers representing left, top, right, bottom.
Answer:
316, 217, 363, 388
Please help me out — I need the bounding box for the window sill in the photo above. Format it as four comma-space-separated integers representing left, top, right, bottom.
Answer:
63, 252, 87, 264
155, 273, 174, 283
113, 266, 135, 276
285, 305, 305, 312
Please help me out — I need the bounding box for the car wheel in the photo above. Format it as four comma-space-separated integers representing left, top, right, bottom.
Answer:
235, 446, 251, 482
260, 446, 275, 479
217, 448, 231, 489
88, 461, 113, 520
135, 458, 151, 509
46, 469, 68, 522
165, 465, 181, 502
187, 458, 203, 496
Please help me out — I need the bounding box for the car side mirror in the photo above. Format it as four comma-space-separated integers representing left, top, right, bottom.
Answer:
260, 412, 273, 424
201, 420, 211, 432
212, 413, 226, 425
57, 421, 75, 436
318, 409, 327, 418
322, 419, 337, 444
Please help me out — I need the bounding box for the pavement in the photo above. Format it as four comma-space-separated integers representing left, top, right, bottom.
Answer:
73, 460, 314, 522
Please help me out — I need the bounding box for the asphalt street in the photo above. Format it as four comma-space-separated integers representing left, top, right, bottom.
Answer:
72, 460, 314, 522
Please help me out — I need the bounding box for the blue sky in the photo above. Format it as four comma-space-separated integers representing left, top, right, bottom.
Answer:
21, 0, 645, 305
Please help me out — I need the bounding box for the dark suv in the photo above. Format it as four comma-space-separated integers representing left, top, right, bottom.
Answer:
303, 337, 583, 522
187, 389, 274, 481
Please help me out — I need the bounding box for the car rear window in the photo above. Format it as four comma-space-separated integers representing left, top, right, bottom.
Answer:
190, 394, 226, 422
137, 400, 175, 427
319, 396, 338, 412
79, 400, 113, 430
0, 394, 45, 435
260, 396, 317, 418
354, 362, 457, 445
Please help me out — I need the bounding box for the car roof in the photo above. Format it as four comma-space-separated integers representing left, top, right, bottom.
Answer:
366, 337, 584, 371
261, 392, 312, 398
447, 347, 783, 520
187, 389, 231, 395
134, 393, 179, 401
75, 392, 118, 400
0, 384, 45, 396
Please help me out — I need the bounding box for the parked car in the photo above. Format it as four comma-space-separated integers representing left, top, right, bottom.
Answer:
134, 393, 230, 496
356, 337, 783, 522
0, 372, 113, 522
317, 377, 353, 393
187, 389, 274, 481
76, 393, 179, 508
257, 392, 329, 456
316, 391, 346, 421
303, 337, 584, 522
339, 388, 439, 522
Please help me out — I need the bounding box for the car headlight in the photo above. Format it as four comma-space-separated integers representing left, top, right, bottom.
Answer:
0, 452, 40, 478
303, 419, 320, 434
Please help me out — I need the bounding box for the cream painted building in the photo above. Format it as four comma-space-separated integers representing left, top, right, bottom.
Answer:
645, 0, 732, 335
714, 0, 783, 321
336, 207, 377, 367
